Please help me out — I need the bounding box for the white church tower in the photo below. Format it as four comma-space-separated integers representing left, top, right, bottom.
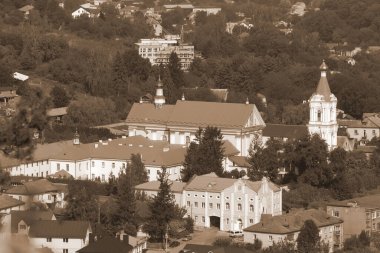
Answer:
154, 75, 165, 108
308, 61, 338, 150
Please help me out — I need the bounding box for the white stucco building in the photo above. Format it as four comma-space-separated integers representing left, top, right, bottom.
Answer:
135, 173, 282, 231
243, 209, 343, 252
126, 81, 266, 157
308, 61, 338, 150
135, 35, 194, 71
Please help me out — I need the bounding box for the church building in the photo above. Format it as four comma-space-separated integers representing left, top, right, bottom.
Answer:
308, 61, 338, 150
126, 78, 266, 156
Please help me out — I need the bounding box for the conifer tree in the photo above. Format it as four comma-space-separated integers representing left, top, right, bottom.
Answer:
129, 153, 148, 186
143, 167, 177, 242
168, 52, 184, 88
297, 219, 320, 253
182, 127, 224, 181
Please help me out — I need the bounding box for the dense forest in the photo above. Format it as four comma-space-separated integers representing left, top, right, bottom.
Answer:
0, 0, 380, 137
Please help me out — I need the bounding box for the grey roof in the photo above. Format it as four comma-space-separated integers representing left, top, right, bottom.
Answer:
263, 124, 308, 139
29, 220, 91, 239
244, 209, 342, 234
126, 100, 265, 129
77, 236, 133, 253
327, 193, 380, 209
228, 156, 250, 167
0, 195, 24, 211
11, 210, 55, 233
135, 181, 186, 193
6, 179, 59, 195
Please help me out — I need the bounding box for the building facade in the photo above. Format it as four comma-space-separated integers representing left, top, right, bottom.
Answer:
243, 209, 343, 253
308, 61, 338, 150
126, 81, 266, 157
136, 35, 194, 71
327, 194, 380, 240
135, 173, 282, 231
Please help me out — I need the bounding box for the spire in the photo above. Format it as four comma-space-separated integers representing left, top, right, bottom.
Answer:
315, 60, 332, 101
154, 75, 165, 108
73, 128, 80, 145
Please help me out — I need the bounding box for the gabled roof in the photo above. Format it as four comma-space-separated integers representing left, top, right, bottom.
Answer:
263, 124, 308, 140
6, 179, 59, 195
338, 119, 378, 128
183, 244, 255, 253
243, 209, 342, 234
0, 195, 24, 211
327, 193, 380, 209
77, 236, 133, 253
29, 220, 91, 239
11, 210, 55, 233
126, 100, 265, 129
135, 181, 186, 193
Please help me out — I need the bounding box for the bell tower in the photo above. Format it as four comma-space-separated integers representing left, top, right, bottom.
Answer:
154, 75, 165, 108
308, 61, 338, 150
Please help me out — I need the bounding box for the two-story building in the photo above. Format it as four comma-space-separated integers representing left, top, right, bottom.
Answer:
4, 179, 67, 209
243, 209, 343, 252
327, 194, 380, 240
28, 220, 92, 253
135, 173, 282, 231
0, 195, 25, 214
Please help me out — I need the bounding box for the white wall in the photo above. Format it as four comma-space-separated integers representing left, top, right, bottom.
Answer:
30, 237, 87, 253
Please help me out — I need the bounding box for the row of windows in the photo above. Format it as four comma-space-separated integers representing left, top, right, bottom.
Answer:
353, 129, 377, 136
194, 216, 255, 225
46, 238, 68, 242
187, 201, 254, 211
186, 193, 254, 202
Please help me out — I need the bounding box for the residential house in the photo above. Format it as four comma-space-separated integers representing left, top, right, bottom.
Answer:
126, 79, 265, 157
135, 173, 282, 231
72, 4, 99, 19
28, 220, 92, 253
0, 86, 18, 106
338, 119, 379, 144
77, 233, 147, 253
136, 35, 194, 71
327, 194, 380, 240
4, 179, 67, 209
46, 107, 68, 125
13, 72, 29, 82
9, 210, 56, 235
0, 195, 25, 214
163, 4, 194, 11
243, 209, 343, 252
262, 124, 309, 144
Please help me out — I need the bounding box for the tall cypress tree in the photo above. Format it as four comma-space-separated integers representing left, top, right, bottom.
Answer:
168, 52, 184, 88
297, 219, 320, 253
129, 153, 148, 185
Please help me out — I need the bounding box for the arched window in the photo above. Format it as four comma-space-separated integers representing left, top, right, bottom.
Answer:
250, 205, 254, 212
238, 203, 242, 211
226, 203, 230, 210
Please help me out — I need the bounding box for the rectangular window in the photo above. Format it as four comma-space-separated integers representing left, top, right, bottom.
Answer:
333, 211, 340, 217
195, 216, 198, 222
354, 130, 358, 135
63, 238, 68, 243
194, 202, 198, 208
250, 205, 254, 212
92, 161, 95, 167
102, 162, 105, 168
57, 163, 60, 171
269, 235, 273, 241
187, 201, 190, 207
202, 216, 205, 222
250, 219, 253, 223
112, 163, 115, 169
238, 203, 242, 211
202, 202, 205, 208
19, 225, 26, 230
209, 203, 213, 209
63, 250, 68, 253
226, 203, 230, 210
147, 169, 150, 174
66, 164, 69, 171
47, 238, 52, 242
102, 174, 105, 182
217, 203, 220, 209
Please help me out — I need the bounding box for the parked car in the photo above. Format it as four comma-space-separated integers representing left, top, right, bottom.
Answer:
229, 230, 243, 237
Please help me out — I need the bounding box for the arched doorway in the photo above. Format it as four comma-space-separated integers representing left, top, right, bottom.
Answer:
209, 216, 220, 229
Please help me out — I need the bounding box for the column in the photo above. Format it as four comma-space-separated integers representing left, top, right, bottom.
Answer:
220, 192, 225, 231
230, 192, 235, 230
244, 193, 248, 228
205, 192, 209, 227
